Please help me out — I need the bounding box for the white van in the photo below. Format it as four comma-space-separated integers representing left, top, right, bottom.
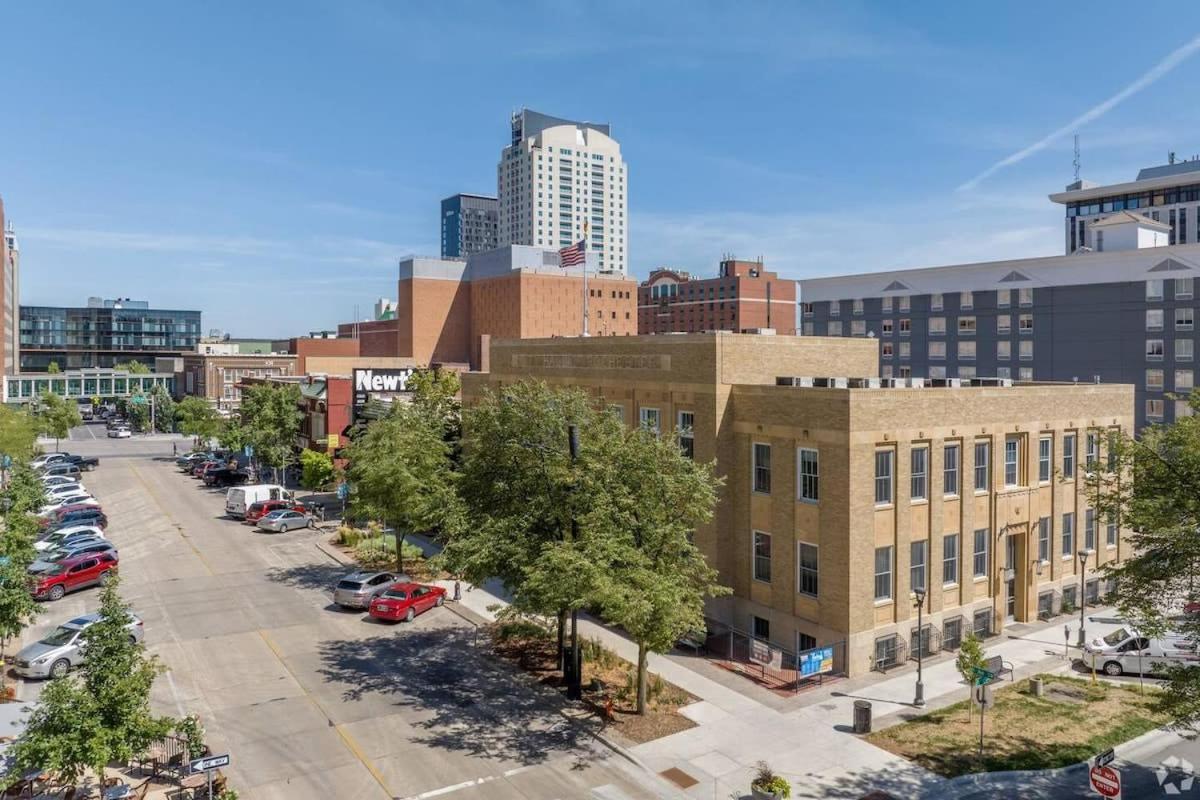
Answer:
225, 485, 292, 519
1083, 627, 1200, 676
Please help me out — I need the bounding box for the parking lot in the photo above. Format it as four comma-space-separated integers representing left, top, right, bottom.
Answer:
16, 430, 676, 800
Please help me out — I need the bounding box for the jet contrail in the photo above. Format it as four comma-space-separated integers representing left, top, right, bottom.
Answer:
957, 34, 1200, 192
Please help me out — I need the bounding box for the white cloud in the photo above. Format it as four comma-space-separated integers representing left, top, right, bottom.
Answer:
958, 34, 1200, 191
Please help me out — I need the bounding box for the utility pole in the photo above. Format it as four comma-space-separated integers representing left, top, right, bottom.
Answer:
566, 424, 582, 700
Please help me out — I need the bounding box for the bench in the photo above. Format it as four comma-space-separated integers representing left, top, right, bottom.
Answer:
984, 654, 1015, 682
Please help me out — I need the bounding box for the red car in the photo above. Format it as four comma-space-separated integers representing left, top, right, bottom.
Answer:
193, 461, 222, 478
32, 551, 118, 601
244, 500, 308, 524
368, 582, 446, 623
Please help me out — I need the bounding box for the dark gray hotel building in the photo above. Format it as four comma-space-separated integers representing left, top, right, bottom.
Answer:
801, 160, 1200, 432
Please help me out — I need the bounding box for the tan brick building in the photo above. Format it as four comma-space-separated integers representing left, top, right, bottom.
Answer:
639, 259, 796, 336
463, 333, 1134, 677
178, 352, 298, 412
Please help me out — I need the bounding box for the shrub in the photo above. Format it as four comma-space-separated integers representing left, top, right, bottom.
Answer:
581, 637, 621, 670
352, 535, 424, 568
495, 620, 552, 642
335, 525, 362, 547
752, 762, 791, 797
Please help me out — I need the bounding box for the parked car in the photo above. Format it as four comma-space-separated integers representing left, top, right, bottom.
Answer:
43, 508, 108, 531
40, 463, 81, 480
31, 453, 70, 470
1083, 627, 1200, 676
193, 461, 222, 478
35, 527, 106, 552
204, 468, 249, 488
226, 484, 292, 518
245, 499, 309, 524
105, 417, 128, 430
12, 611, 144, 679
64, 455, 99, 471
256, 509, 313, 533
39, 494, 95, 515
177, 452, 214, 471
44, 482, 87, 499
36, 524, 104, 545
107, 427, 132, 439
332, 571, 406, 609
30, 539, 117, 574
32, 552, 118, 601
41, 475, 79, 489
368, 582, 446, 623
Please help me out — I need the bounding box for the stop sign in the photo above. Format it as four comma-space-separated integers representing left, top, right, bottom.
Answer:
1090, 764, 1121, 798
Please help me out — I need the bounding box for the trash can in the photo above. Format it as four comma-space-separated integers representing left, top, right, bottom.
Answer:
853, 700, 872, 734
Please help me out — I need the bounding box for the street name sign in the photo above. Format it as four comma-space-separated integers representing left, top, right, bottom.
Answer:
190, 753, 231, 772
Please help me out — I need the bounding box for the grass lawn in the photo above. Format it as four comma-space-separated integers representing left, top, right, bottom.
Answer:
867, 674, 1169, 777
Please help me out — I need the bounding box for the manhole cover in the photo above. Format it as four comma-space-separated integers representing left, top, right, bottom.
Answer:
659, 767, 698, 789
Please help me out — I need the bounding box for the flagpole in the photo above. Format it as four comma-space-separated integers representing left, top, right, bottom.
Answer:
582, 221, 589, 337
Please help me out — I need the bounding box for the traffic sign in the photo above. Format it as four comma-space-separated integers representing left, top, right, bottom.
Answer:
1089, 764, 1121, 798
190, 753, 231, 772
1095, 747, 1116, 768
970, 666, 996, 686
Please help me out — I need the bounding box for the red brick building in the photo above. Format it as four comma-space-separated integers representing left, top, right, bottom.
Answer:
638, 259, 796, 335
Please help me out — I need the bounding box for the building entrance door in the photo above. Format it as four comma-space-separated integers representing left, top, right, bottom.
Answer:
1005, 534, 1018, 621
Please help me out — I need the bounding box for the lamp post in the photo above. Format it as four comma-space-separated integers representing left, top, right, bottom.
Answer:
1076, 549, 1093, 647
913, 585, 927, 707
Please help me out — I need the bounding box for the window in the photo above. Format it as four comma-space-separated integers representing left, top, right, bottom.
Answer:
943, 443, 960, 496
973, 528, 989, 578
944, 617, 963, 650
1147, 279, 1164, 301
1019, 367, 1034, 381
1038, 436, 1052, 482
1019, 314, 1033, 333
851, 320, 866, 336
943, 534, 959, 585
640, 407, 661, 435
998, 289, 1011, 308
798, 448, 819, 502
1062, 512, 1075, 556
1178, 278, 1195, 299
874, 546, 893, 601
875, 450, 894, 504
1038, 516, 1050, 562
1177, 370, 1194, 392
882, 342, 894, 358
958, 341, 976, 360
911, 540, 928, 593
961, 291, 974, 310
1086, 432, 1099, 469
753, 531, 772, 583
997, 314, 1011, 334
930, 366, 947, 379
899, 342, 911, 359
1147, 339, 1165, 360
1177, 340, 1194, 362
997, 341, 1011, 360
911, 446, 928, 501
899, 319, 911, 335
958, 316, 976, 334
752, 443, 771, 494
1178, 308, 1195, 331
1106, 515, 1118, 547
973, 609, 993, 638
1018, 288, 1033, 306
881, 319, 894, 335
828, 301, 840, 317
1147, 309, 1164, 331
677, 411, 694, 459
852, 299, 864, 315
974, 441, 990, 491
929, 341, 946, 360
930, 293, 943, 311
882, 296, 893, 312
929, 317, 946, 335
1019, 341, 1033, 361
1004, 437, 1021, 486
753, 616, 770, 640
1063, 433, 1076, 477
827, 321, 843, 336
1147, 398, 1165, 419
1085, 508, 1096, 550
798, 543, 818, 596
899, 296, 910, 312
1147, 369, 1164, 391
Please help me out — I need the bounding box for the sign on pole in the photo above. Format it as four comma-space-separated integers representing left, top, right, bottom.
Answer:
1095, 748, 1116, 768
190, 753, 231, 772
1089, 764, 1121, 798
971, 666, 996, 686
327, 433, 339, 450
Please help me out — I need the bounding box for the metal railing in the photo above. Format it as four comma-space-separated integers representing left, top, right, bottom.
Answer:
699, 619, 846, 692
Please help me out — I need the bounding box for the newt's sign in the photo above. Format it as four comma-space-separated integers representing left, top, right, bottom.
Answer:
352, 368, 416, 412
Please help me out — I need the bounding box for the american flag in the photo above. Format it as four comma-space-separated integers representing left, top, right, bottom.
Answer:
558, 240, 586, 268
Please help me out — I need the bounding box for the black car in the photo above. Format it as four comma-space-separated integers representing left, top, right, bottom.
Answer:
41, 464, 81, 480
64, 455, 99, 472
52, 509, 107, 530
204, 468, 248, 488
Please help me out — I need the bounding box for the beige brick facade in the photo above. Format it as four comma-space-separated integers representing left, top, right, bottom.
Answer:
463, 334, 1135, 677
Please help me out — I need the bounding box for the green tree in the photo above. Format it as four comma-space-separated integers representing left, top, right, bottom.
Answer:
127, 395, 151, 433
113, 360, 151, 374
0, 502, 41, 692
78, 573, 172, 776
239, 383, 302, 483
150, 384, 176, 433
344, 402, 460, 574
586, 420, 726, 714
217, 417, 248, 452
45, 361, 60, 374
176, 396, 222, 443
35, 392, 82, 452
4, 675, 107, 792
299, 448, 335, 494
3, 465, 47, 516
408, 369, 461, 435
955, 633, 987, 721
0, 405, 38, 466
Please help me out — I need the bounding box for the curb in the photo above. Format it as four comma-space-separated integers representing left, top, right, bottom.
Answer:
313, 538, 354, 566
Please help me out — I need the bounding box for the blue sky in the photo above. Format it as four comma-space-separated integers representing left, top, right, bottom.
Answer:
4, 2, 1200, 336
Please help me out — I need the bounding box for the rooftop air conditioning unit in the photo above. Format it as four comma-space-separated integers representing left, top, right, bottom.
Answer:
908, 377, 926, 389
929, 378, 962, 388
848, 377, 881, 388
797, 376, 815, 387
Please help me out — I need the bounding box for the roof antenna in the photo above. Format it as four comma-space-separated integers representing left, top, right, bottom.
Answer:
1073, 134, 1081, 183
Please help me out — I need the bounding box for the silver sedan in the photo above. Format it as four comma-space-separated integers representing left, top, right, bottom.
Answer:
256, 509, 314, 533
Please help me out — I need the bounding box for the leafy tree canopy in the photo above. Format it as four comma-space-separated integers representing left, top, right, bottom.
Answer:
176, 396, 223, 442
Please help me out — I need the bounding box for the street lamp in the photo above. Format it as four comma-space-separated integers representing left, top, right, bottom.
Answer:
913, 585, 927, 707
1076, 548, 1094, 647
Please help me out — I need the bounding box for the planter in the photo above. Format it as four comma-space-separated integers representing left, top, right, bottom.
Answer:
751, 788, 785, 800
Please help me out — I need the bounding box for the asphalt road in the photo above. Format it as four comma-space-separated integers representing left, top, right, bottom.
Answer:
15, 428, 678, 800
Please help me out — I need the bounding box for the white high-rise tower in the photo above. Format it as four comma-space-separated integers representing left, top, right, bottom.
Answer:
498, 109, 628, 274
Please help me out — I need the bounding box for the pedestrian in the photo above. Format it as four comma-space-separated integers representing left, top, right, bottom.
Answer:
453, 580, 462, 602
172, 442, 177, 456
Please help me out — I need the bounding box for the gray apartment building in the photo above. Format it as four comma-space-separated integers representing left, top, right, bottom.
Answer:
440, 193, 498, 258
800, 211, 1200, 432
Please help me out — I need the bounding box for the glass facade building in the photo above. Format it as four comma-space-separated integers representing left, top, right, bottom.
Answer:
19, 302, 201, 371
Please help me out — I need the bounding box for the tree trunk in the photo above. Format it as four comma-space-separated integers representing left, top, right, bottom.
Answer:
556, 609, 566, 672
636, 642, 648, 716
396, 530, 407, 575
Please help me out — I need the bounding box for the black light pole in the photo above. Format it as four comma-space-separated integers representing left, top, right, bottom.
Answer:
566, 424, 582, 701
913, 585, 927, 707
1076, 549, 1092, 647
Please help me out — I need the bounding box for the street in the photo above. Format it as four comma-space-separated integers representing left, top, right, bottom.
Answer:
16, 428, 678, 800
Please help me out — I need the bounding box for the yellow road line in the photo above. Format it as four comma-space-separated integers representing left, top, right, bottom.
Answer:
258, 629, 394, 798
128, 463, 215, 577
